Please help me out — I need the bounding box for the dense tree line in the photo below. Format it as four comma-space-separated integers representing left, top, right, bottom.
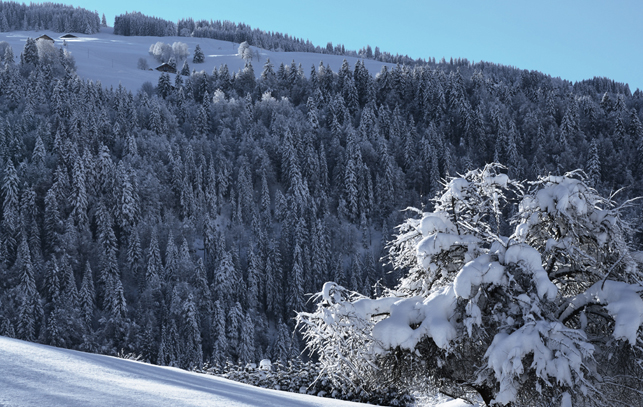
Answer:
176, 18, 432, 65
112, 11, 433, 66
0, 2, 100, 34
113, 11, 177, 37
0, 31, 641, 386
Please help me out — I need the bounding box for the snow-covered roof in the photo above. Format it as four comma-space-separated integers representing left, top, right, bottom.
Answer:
36, 34, 54, 42
155, 63, 176, 73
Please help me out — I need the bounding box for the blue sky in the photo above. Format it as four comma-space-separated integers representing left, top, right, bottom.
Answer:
74, 0, 642, 91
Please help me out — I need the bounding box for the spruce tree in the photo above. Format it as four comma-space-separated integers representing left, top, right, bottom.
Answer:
587, 138, 601, 188
2, 160, 19, 259
238, 312, 256, 363
146, 228, 162, 289
226, 301, 243, 357
79, 261, 95, 331
15, 237, 41, 341
182, 294, 203, 369
20, 38, 38, 67
192, 44, 204, 64
180, 60, 190, 76
211, 300, 228, 363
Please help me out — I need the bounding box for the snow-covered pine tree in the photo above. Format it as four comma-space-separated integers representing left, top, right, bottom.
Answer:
15, 236, 42, 341
211, 299, 228, 364
20, 38, 38, 67
79, 261, 95, 331
181, 293, 203, 370
586, 138, 601, 188
238, 312, 256, 364
227, 301, 243, 357
192, 44, 204, 64
70, 155, 88, 228
286, 242, 305, 316
1, 160, 19, 260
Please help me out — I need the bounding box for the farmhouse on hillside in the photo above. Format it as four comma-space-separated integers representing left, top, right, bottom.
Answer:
155, 63, 177, 74
36, 34, 54, 42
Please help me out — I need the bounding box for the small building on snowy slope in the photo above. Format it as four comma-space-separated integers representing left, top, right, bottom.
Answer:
60, 34, 78, 39
155, 63, 177, 74
36, 34, 54, 43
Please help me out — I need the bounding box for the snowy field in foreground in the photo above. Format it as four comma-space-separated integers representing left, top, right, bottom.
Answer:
0, 336, 367, 406
0, 336, 469, 407
0, 27, 394, 91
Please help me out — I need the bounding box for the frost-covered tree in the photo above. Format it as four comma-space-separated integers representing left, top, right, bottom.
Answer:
149, 42, 188, 64
180, 60, 190, 76
238, 312, 256, 363
238, 41, 252, 62
20, 37, 38, 67
181, 294, 203, 369
298, 164, 643, 406
15, 236, 42, 341
211, 300, 228, 363
192, 44, 204, 64
2, 160, 19, 259
137, 58, 148, 70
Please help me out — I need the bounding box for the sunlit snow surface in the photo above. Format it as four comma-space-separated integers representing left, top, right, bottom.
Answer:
0, 27, 394, 91
0, 336, 365, 407
0, 336, 469, 406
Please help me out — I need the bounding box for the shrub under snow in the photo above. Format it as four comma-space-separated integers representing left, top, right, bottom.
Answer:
298, 164, 643, 406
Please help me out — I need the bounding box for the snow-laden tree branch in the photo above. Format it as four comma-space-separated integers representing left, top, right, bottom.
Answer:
298, 163, 643, 406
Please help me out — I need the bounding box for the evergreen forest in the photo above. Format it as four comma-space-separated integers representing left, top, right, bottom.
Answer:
0, 4, 642, 399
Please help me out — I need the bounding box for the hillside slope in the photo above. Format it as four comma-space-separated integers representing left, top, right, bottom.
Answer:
0, 336, 367, 407
0, 27, 393, 91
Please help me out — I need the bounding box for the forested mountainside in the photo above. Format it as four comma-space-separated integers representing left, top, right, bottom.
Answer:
0, 2, 100, 34
114, 11, 436, 66
0, 3, 642, 380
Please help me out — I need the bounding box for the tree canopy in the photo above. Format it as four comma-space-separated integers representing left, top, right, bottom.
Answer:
298, 164, 643, 406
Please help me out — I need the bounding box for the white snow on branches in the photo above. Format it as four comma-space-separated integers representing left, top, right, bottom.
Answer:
371, 286, 457, 350
560, 280, 643, 345
504, 244, 558, 300
484, 320, 593, 405
534, 177, 589, 216
417, 213, 457, 236
298, 165, 643, 406
416, 233, 480, 269
454, 254, 505, 299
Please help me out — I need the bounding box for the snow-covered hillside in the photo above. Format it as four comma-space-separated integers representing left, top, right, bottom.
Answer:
0, 27, 394, 91
0, 336, 368, 406
0, 337, 472, 406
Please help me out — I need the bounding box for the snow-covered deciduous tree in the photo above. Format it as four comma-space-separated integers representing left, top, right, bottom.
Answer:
298, 164, 643, 406
171, 42, 189, 61
148, 41, 188, 64
238, 41, 252, 62
137, 58, 148, 70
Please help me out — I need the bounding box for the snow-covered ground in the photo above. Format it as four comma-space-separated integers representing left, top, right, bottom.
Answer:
0, 336, 366, 406
0, 336, 470, 406
0, 27, 394, 91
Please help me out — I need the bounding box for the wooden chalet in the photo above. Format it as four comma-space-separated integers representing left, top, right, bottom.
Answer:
36, 34, 54, 42
155, 63, 177, 74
